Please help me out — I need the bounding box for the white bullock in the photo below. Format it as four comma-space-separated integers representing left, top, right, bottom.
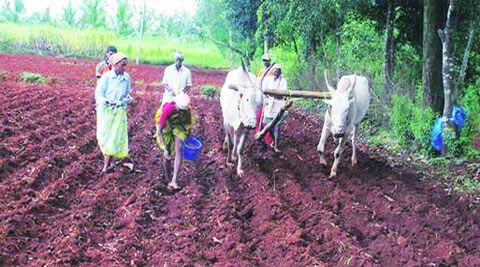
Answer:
317, 71, 370, 177
220, 66, 263, 177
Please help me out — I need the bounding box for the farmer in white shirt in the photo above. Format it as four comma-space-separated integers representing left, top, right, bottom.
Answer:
261, 65, 288, 153
161, 51, 192, 106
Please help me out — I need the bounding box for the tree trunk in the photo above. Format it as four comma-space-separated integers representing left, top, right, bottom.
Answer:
384, 0, 395, 104
135, 0, 146, 65
438, 0, 455, 119
262, 5, 268, 54
422, 0, 447, 112
458, 27, 475, 86
438, 0, 456, 156
307, 36, 318, 90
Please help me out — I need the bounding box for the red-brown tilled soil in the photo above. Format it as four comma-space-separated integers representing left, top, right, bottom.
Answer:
0, 53, 479, 266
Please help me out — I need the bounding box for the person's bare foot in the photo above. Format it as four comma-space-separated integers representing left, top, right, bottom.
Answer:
167, 181, 181, 190
101, 163, 115, 175
107, 163, 116, 172
270, 143, 281, 153
163, 154, 173, 161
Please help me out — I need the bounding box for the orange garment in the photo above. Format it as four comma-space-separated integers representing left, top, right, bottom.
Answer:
95, 61, 111, 78
256, 106, 274, 145
257, 66, 275, 78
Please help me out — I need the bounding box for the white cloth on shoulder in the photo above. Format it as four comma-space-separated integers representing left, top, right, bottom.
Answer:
262, 76, 288, 118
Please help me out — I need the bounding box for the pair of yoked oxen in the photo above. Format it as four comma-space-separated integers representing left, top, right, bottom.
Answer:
220, 66, 370, 178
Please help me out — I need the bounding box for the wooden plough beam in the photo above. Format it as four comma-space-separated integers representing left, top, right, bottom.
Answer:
227, 84, 331, 140
255, 89, 331, 141
262, 88, 331, 99
228, 85, 332, 99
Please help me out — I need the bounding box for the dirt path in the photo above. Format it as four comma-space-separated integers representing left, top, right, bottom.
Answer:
0, 53, 478, 266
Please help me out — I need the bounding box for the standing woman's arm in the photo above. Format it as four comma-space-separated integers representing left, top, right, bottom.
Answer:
95, 75, 108, 104
121, 75, 133, 106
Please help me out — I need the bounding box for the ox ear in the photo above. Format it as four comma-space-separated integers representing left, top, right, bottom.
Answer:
324, 70, 336, 94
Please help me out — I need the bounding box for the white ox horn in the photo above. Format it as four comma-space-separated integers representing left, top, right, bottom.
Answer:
324, 69, 336, 94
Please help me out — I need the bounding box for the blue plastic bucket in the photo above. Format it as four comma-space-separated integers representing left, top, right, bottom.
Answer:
183, 137, 203, 161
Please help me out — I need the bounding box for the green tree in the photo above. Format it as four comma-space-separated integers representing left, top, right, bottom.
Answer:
195, 0, 261, 64
152, 13, 169, 38
41, 7, 53, 24
60, 0, 77, 27
158, 11, 194, 39
129, 1, 154, 37
452, 0, 480, 93
224, 0, 261, 61
80, 0, 106, 29
27, 7, 53, 25
195, 0, 230, 45
0, 0, 25, 23
384, 0, 395, 103
114, 0, 133, 36
261, 0, 341, 88
135, 0, 146, 64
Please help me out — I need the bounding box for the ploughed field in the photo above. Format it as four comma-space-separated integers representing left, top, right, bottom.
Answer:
0, 54, 478, 266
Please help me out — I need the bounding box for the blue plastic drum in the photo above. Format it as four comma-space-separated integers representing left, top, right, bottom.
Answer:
183, 137, 203, 161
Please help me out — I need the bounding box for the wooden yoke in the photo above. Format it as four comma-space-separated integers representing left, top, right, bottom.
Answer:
255, 89, 331, 140
262, 88, 331, 99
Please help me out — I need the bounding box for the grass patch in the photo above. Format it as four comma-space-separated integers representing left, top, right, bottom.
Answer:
368, 131, 403, 153
21, 72, 46, 84
0, 23, 231, 69
452, 176, 480, 194
200, 85, 218, 98
292, 98, 324, 112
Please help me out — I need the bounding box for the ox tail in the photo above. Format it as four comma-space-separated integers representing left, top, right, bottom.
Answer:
324, 69, 335, 94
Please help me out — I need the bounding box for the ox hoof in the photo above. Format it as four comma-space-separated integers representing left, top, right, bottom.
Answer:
226, 161, 234, 167
237, 169, 245, 177
329, 169, 337, 178
319, 158, 327, 166
351, 158, 357, 167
